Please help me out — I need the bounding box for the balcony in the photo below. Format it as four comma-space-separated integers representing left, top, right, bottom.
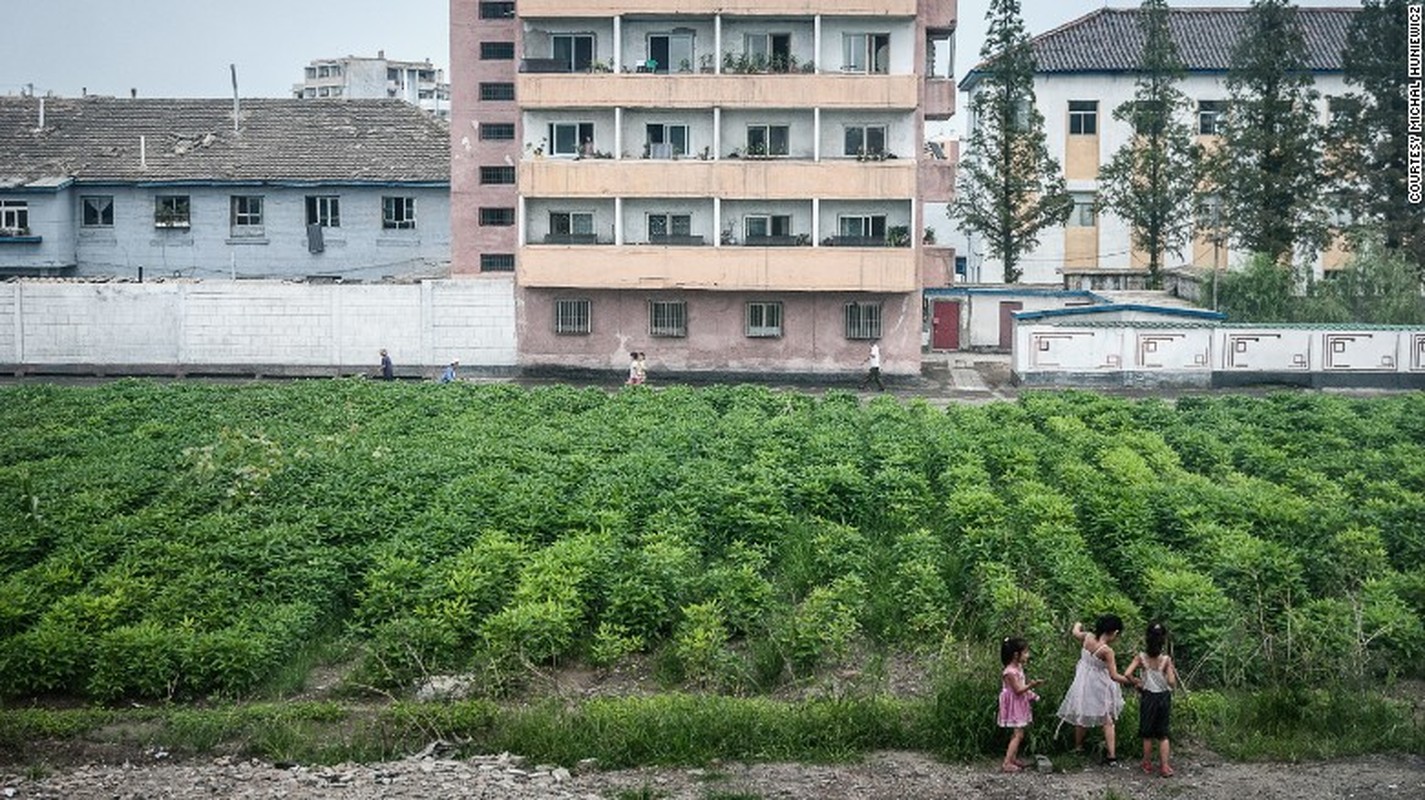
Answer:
519, 244, 918, 292
920, 0, 957, 30
923, 78, 956, 121
516, 0, 918, 16
918, 159, 955, 203
516, 73, 919, 110
519, 158, 917, 199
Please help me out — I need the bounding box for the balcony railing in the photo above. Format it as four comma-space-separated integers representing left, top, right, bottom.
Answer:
648, 234, 706, 246
542, 233, 606, 245
743, 235, 807, 247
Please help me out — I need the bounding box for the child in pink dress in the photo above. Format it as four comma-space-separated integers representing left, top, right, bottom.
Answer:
999, 637, 1044, 773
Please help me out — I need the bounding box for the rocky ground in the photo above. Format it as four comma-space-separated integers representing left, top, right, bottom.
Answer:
3, 749, 1422, 799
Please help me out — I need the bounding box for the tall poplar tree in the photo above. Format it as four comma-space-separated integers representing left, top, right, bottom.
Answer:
1096, 0, 1201, 289
1330, 0, 1425, 275
951, 0, 1071, 283
1207, 0, 1328, 264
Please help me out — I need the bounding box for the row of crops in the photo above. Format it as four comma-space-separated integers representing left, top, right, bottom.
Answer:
0, 381, 1421, 701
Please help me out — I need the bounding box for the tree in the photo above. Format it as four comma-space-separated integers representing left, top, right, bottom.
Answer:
950, 0, 1072, 283
1207, 0, 1329, 264
1096, 0, 1201, 289
1330, 0, 1425, 277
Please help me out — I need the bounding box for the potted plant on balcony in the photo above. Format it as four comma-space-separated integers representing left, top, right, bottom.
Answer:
699, 54, 715, 73
923, 226, 937, 245
678, 58, 692, 73
886, 225, 911, 248
0, 226, 30, 238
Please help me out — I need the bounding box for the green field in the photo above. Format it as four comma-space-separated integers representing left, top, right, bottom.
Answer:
1, 382, 1422, 762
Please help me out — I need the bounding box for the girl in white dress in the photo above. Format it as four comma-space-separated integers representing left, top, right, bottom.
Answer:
1056, 614, 1141, 765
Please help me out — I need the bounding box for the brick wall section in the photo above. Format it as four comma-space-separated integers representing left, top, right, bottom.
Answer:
0, 279, 516, 371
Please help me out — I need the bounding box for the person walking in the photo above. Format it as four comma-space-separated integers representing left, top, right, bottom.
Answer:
1056, 615, 1141, 766
379, 349, 394, 380
438, 360, 459, 383
859, 342, 884, 391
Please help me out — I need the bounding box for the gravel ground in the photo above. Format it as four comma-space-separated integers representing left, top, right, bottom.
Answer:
4, 750, 1423, 800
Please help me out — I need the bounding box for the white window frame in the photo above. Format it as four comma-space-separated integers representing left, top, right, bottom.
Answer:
645, 123, 689, 159
838, 214, 887, 238
306, 195, 340, 228
745, 124, 789, 157
1068, 100, 1098, 135
80, 195, 114, 228
230, 196, 265, 237
552, 33, 596, 72
1197, 100, 1225, 136
745, 301, 783, 338
0, 200, 28, 233
649, 31, 695, 73
549, 122, 595, 157
154, 195, 190, 228
843, 125, 888, 157
842, 33, 890, 74
550, 211, 595, 238
647, 212, 692, 239
383, 196, 417, 230
649, 299, 687, 338
1068, 193, 1097, 228
555, 298, 592, 335
844, 301, 882, 340
744, 214, 792, 240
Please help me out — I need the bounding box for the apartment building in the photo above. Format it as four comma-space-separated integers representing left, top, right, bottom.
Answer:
957, 7, 1355, 286
451, 0, 956, 376
294, 52, 452, 118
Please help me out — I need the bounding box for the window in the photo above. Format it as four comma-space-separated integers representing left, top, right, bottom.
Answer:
645, 123, 688, 158
305, 195, 341, 228
648, 213, 692, 240
479, 1, 515, 19
318, 87, 331, 98
383, 196, 417, 229
744, 32, 792, 71
480, 82, 515, 101
844, 301, 882, 340
481, 42, 515, 60
1068, 193, 1097, 227
154, 195, 190, 228
479, 207, 515, 226
0, 200, 28, 233
230, 196, 264, 236
1196, 194, 1224, 229
842, 33, 890, 73
745, 301, 783, 338
1068, 100, 1097, 135
844, 125, 887, 157
480, 253, 515, 272
549, 122, 595, 156
838, 214, 887, 238
1197, 100, 1224, 135
555, 299, 591, 335
649, 300, 687, 337
746, 124, 789, 157
549, 211, 594, 237
330, 87, 343, 98
744, 214, 792, 239
649, 31, 694, 73
388, 68, 402, 82
481, 122, 516, 140
81, 195, 114, 228
552, 34, 596, 72
480, 166, 517, 184
1127, 100, 1167, 136
303, 88, 317, 98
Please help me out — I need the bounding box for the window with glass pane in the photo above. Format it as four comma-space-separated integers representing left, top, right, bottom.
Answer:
552, 34, 595, 72
383, 196, 416, 229
549, 122, 595, 156
230, 196, 264, 234
649, 300, 687, 337
1197, 100, 1225, 135
839, 215, 886, 238
555, 299, 591, 335
844, 125, 887, 156
842, 33, 889, 73
844, 302, 882, 339
1068, 101, 1097, 135
481, 122, 516, 140
648, 213, 691, 239
81, 196, 114, 227
746, 125, 788, 156
645, 124, 688, 158
745, 301, 783, 338
649, 32, 694, 73
154, 195, 190, 227
1, 200, 29, 232
1068, 193, 1096, 227
305, 195, 340, 227
550, 212, 594, 236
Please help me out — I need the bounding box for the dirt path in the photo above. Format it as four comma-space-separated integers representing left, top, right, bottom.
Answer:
4, 750, 1422, 799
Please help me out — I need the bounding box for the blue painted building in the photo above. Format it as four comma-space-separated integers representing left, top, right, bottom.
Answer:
0, 97, 450, 281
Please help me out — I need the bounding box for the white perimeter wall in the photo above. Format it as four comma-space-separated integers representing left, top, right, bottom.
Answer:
0, 279, 516, 369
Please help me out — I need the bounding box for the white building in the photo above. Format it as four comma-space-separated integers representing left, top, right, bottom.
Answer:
956, 6, 1355, 286
293, 52, 451, 119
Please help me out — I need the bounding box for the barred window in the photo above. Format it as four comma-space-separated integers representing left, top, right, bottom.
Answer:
480, 83, 515, 101
480, 166, 516, 185
481, 42, 515, 60
479, 207, 516, 226
844, 301, 882, 340
745, 301, 783, 338
555, 299, 591, 335
481, 123, 516, 140
649, 300, 687, 338
479, 1, 515, 19
480, 253, 515, 272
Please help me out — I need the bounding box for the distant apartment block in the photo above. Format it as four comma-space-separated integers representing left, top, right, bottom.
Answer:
294, 51, 452, 118
450, 0, 958, 376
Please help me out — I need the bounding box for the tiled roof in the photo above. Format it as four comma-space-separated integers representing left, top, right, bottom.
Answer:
963, 6, 1357, 88
0, 97, 449, 186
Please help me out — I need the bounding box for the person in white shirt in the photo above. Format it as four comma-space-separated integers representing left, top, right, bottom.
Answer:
859, 343, 884, 391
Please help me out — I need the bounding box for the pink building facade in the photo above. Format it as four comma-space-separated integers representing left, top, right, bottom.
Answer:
451, 0, 956, 377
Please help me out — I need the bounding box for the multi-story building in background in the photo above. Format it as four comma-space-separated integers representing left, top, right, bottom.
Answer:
294, 52, 452, 118
956, 7, 1354, 287
451, 0, 956, 377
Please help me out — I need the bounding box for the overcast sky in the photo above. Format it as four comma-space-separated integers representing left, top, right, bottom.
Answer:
1, 0, 1357, 100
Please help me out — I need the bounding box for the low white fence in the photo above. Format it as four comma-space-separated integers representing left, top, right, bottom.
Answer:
1014, 322, 1425, 388
0, 279, 517, 375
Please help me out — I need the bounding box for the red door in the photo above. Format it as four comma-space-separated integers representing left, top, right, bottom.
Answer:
998, 301, 1023, 350
931, 300, 960, 350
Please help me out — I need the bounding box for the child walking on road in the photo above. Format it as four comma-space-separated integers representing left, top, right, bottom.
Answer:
1125, 622, 1178, 777
1056, 615, 1141, 766
998, 637, 1044, 773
